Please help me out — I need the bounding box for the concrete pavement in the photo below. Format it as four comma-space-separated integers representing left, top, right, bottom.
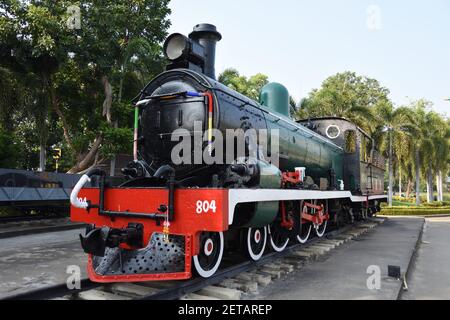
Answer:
254, 217, 424, 300
0, 229, 87, 299
402, 216, 450, 300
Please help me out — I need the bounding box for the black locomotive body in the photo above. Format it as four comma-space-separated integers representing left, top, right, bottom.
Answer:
137, 69, 345, 190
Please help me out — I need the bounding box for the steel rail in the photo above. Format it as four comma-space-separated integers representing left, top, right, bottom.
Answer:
3, 279, 100, 300
0, 215, 68, 224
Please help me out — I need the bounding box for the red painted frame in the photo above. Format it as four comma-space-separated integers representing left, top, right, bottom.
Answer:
302, 202, 330, 225
71, 188, 229, 282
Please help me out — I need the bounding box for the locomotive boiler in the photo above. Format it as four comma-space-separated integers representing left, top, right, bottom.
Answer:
70, 23, 387, 282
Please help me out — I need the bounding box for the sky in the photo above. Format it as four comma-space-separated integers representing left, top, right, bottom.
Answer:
168, 0, 450, 116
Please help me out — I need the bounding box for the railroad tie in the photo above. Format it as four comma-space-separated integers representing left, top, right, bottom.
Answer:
281, 257, 304, 269
180, 293, 220, 300
218, 278, 258, 294
77, 288, 130, 300
235, 272, 272, 287
302, 246, 328, 255
197, 286, 242, 300
309, 243, 335, 251
289, 250, 316, 261
107, 283, 159, 298
257, 269, 282, 280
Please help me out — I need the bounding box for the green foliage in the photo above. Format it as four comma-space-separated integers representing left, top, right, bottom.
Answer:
0, 1, 171, 172
422, 201, 450, 207
381, 207, 450, 216
219, 68, 298, 116
389, 196, 450, 207
218, 68, 269, 101
392, 196, 426, 204
0, 128, 21, 168
297, 71, 390, 131
101, 125, 133, 158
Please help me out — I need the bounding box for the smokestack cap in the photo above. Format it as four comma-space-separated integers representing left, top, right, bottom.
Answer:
189, 23, 222, 41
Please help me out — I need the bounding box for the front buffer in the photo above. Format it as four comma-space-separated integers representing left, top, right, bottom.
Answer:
71, 182, 228, 283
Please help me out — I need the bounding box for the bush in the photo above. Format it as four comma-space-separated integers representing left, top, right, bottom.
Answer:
390, 196, 450, 207
423, 201, 450, 207
393, 196, 414, 203
0, 129, 21, 168
381, 207, 450, 216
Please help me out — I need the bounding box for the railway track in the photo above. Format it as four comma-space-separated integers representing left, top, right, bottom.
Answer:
0, 214, 67, 224
4, 218, 384, 300
0, 216, 85, 239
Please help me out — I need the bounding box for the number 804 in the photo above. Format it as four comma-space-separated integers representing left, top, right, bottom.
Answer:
196, 200, 217, 214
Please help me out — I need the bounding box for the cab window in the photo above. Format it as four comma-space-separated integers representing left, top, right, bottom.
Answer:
344, 130, 356, 154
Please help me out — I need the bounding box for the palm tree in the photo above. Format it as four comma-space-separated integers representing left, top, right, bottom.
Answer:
409, 101, 447, 203
297, 94, 376, 132
372, 102, 414, 206
394, 129, 415, 197
432, 120, 450, 202
407, 102, 427, 205
296, 72, 391, 133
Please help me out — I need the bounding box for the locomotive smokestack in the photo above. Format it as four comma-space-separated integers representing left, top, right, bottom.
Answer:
189, 24, 222, 80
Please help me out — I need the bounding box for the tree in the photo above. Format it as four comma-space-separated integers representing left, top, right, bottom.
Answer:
434, 128, 450, 202
297, 72, 391, 132
372, 102, 414, 206
218, 68, 269, 101
429, 115, 449, 202
407, 100, 448, 203
0, 127, 21, 168
422, 112, 447, 202
395, 131, 415, 198
219, 68, 299, 116
0, 0, 171, 173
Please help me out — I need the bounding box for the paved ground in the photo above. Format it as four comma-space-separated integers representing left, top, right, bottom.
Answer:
402, 216, 450, 300
0, 229, 86, 299
254, 217, 424, 300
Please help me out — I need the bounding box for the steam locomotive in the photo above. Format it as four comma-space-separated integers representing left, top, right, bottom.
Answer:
71, 23, 387, 282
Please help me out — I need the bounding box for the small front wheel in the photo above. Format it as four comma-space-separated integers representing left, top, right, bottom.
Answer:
193, 231, 224, 278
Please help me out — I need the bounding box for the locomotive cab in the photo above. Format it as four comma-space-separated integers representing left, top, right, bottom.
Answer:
298, 117, 386, 196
